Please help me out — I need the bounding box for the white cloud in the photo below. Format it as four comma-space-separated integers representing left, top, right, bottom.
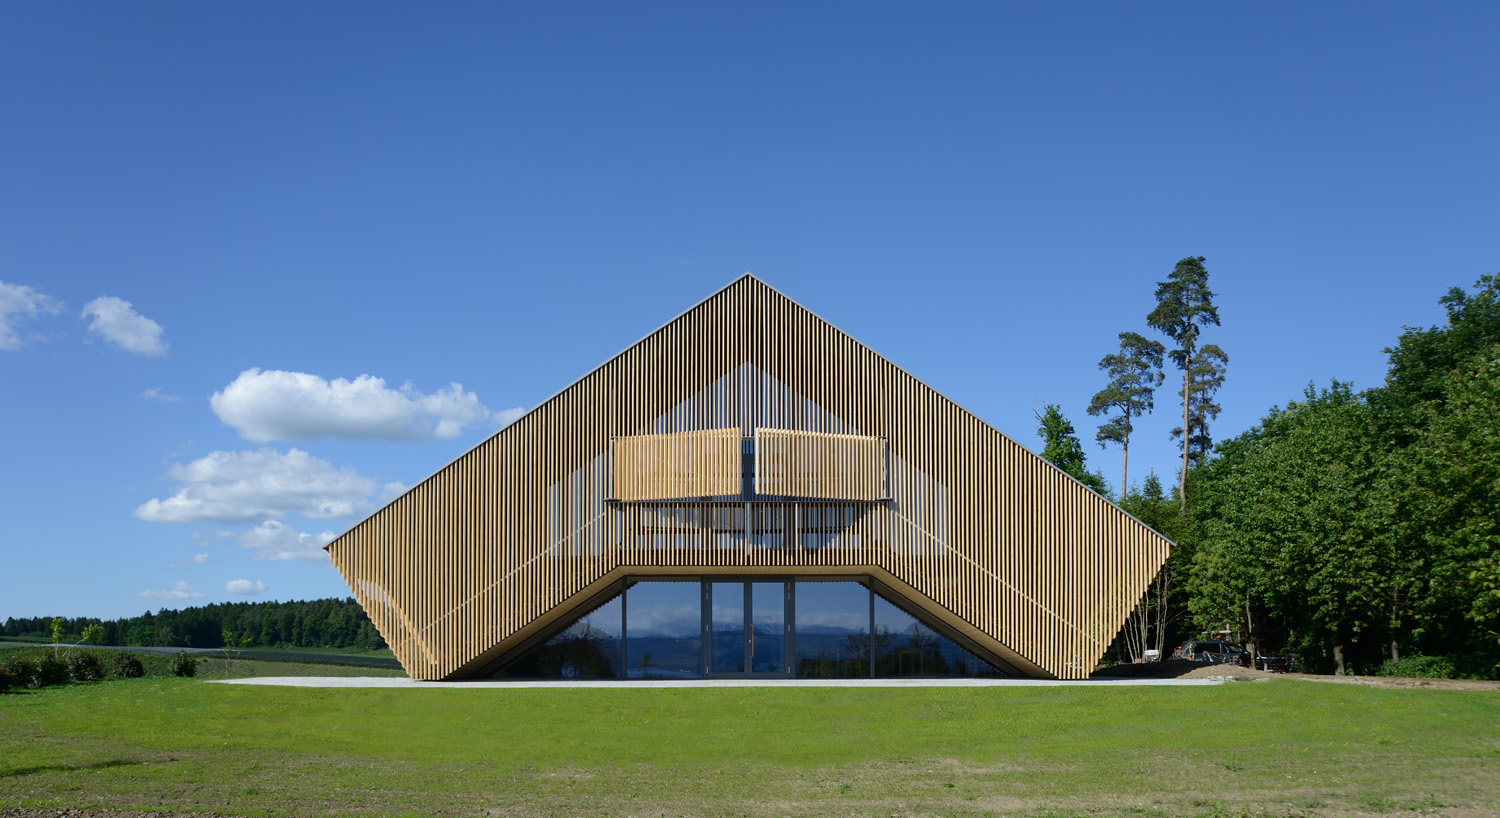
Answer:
134, 447, 377, 524
375, 482, 408, 505
81, 296, 167, 355
0, 280, 63, 350
210, 368, 494, 443
493, 406, 526, 428
141, 387, 181, 402
138, 581, 205, 600
167, 553, 212, 568
235, 520, 335, 561
225, 579, 268, 595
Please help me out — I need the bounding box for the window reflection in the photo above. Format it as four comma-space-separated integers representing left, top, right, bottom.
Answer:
710, 582, 745, 673
625, 581, 702, 679
486, 576, 997, 680
793, 581, 869, 678
493, 594, 621, 679
874, 593, 994, 677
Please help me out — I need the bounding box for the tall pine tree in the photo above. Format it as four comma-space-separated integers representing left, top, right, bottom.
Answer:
1087, 331, 1166, 500
1147, 256, 1227, 510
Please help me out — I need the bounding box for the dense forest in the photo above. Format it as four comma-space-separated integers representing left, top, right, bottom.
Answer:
1049, 262, 1500, 677
1, 598, 384, 651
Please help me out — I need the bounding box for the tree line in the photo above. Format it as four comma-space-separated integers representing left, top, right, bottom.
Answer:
2, 598, 385, 651
1038, 260, 1499, 677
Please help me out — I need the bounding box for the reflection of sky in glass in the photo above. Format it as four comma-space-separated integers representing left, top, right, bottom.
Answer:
873, 593, 916, 633
795, 582, 868, 633
711, 582, 741, 630
567, 595, 622, 638
625, 581, 700, 679
752, 582, 783, 638
874, 591, 994, 677
625, 581, 699, 637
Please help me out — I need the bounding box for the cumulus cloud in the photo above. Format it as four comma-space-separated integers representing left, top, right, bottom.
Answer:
235, 520, 336, 561
134, 447, 377, 524
493, 406, 526, 428
138, 581, 205, 600
225, 579, 268, 595
210, 368, 496, 443
0, 281, 63, 350
141, 387, 181, 402
81, 296, 167, 355
375, 482, 408, 505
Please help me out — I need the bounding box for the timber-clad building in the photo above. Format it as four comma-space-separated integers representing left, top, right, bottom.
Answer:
326, 275, 1171, 680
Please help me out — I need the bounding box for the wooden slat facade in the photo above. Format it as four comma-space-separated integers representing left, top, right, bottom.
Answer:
611, 428, 741, 501
326, 275, 1172, 680
754, 428, 885, 501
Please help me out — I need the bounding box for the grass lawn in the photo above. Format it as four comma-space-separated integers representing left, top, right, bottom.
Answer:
0, 679, 1496, 817
2, 645, 406, 680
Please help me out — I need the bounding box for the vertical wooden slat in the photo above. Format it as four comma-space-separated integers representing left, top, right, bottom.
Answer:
324, 275, 1172, 680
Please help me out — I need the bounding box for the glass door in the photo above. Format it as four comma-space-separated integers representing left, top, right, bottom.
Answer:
709, 582, 746, 674
705, 581, 789, 677
749, 582, 786, 674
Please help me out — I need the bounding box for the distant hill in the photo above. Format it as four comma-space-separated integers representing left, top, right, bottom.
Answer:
2, 597, 384, 651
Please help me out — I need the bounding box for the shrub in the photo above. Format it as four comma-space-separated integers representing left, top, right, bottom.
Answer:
112, 652, 145, 679
67, 651, 105, 682
170, 649, 198, 678
0, 666, 16, 691
1378, 654, 1457, 679
35, 654, 69, 687
4, 653, 37, 687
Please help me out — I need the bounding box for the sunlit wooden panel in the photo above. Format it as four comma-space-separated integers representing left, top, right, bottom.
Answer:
754, 428, 885, 501
325, 275, 1174, 681
612, 428, 741, 501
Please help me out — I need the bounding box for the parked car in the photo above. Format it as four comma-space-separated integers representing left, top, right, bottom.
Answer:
1255, 654, 1297, 673
1171, 640, 1250, 666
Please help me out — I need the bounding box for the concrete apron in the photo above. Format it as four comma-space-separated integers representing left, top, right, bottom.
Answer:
209, 676, 1237, 689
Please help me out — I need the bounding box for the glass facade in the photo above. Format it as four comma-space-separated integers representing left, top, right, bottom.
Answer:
492, 595, 622, 679
873, 593, 992, 677
793, 581, 870, 678
625, 581, 701, 679
487, 577, 998, 679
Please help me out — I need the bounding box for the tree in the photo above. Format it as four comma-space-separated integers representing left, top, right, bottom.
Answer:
1173, 343, 1229, 467
1117, 472, 1187, 662
1034, 404, 1110, 495
1088, 332, 1166, 499
1147, 256, 1226, 510
221, 628, 252, 676
1369, 275, 1500, 671
1385, 342, 1500, 662
1187, 382, 1385, 674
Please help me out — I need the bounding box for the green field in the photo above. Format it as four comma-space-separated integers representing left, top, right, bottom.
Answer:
1, 679, 1496, 817
1, 644, 405, 680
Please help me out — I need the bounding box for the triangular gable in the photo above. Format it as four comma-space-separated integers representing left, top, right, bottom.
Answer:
327, 275, 1171, 679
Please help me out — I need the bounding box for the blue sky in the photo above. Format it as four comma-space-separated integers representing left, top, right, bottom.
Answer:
2, 4, 1496, 621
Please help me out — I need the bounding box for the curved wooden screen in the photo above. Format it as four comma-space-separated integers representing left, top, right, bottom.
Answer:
326, 275, 1172, 680
611, 428, 741, 501
754, 428, 885, 501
